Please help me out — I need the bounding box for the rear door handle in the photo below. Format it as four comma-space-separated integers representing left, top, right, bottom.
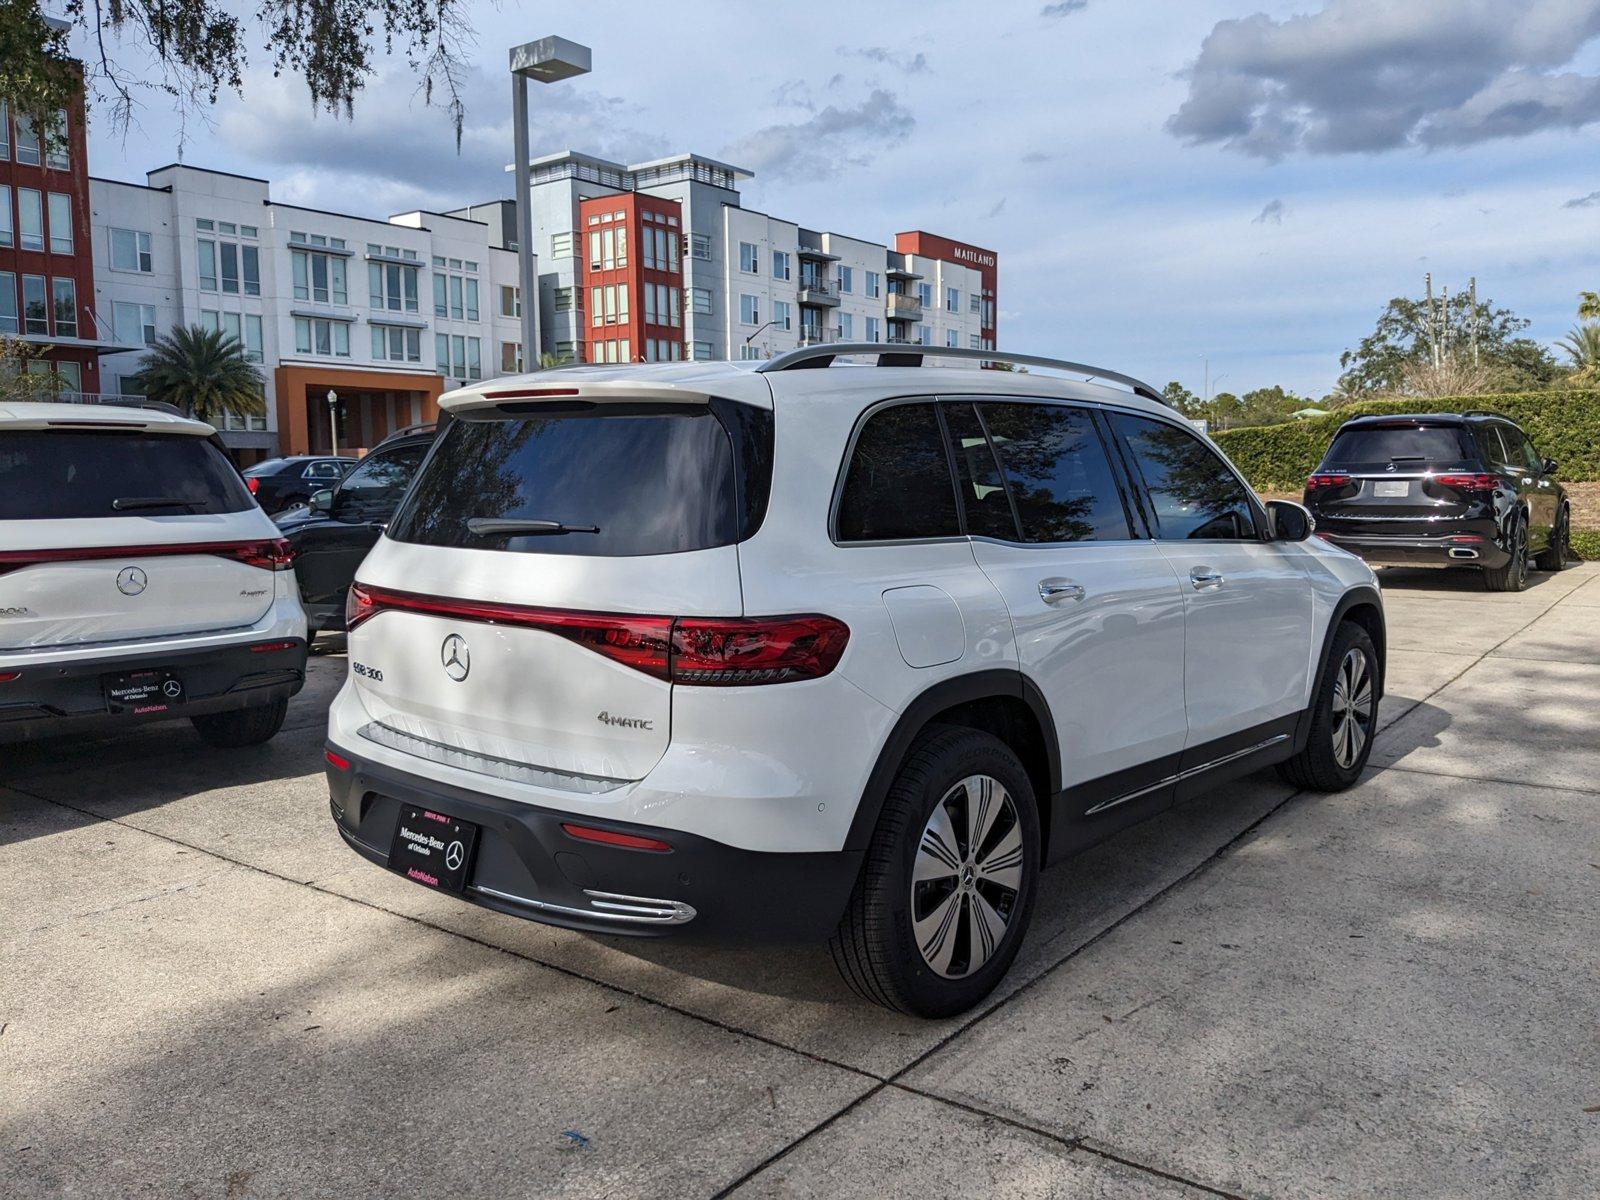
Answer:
1038, 579, 1086, 605
1190, 568, 1224, 591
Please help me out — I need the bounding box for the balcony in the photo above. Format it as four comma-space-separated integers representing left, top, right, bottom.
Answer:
886, 292, 922, 320
798, 277, 840, 308
799, 324, 842, 346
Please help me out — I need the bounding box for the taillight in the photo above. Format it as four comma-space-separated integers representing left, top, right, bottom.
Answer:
341, 585, 849, 685
671, 615, 850, 685
0, 539, 295, 576
1305, 473, 1352, 492
231, 539, 296, 571
247, 476, 260, 495
1430, 473, 1501, 495
0, 671, 19, 684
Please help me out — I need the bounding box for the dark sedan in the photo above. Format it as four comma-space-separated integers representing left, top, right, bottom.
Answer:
243, 456, 356, 515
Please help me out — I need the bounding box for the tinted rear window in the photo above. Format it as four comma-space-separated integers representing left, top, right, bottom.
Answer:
0, 431, 253, 520
388, 404, 751, 557
243, 458, 288, 476
1325, 425, 1472, 466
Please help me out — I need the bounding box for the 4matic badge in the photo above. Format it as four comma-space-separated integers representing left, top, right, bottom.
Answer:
598, 711, 653, 731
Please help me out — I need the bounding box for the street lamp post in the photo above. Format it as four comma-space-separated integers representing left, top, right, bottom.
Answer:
510, 36, 592, 373
326, 389, 339, 455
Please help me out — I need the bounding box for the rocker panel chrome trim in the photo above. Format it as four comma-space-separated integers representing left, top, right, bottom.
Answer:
1082, 733, 1291, 816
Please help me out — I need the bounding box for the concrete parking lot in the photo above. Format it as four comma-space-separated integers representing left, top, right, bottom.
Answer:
4, 564, 1599, 1199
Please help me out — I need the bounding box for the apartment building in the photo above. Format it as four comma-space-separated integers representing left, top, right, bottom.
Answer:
90, 165, 525, 460
1, 76, 137, 394
448, 149, 998, 364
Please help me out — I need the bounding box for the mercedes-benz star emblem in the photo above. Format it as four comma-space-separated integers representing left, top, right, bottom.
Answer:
116, 566, 148, 596
445, 841, 465, 870
1385, 462, 1398, 473
441, 634, 470, 682
162, 680, 182, 699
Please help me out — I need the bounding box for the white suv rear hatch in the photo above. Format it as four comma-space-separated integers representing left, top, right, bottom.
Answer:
347, 391, 768, 784
0, 406, 288, 651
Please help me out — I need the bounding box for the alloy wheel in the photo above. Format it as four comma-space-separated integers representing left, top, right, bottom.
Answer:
1330, 648, 1374, 770
911, 774, 1024, 979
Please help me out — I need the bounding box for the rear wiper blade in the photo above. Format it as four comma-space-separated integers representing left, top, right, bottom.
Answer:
111, 496, 199, 511
466, 517, 600, 537
1388, 455, 1428, 462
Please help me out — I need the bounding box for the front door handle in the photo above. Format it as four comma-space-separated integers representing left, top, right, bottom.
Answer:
1190, 568, 1224, 591
1038, 580, 1086, 605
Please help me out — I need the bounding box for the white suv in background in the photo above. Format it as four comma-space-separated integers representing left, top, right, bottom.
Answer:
324, 347, 1384, 1016
0, 403, 308, 748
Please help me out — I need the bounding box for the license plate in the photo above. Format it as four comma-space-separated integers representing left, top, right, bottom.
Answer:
388, 805, 479, 894
104, 669, 185, 715
1373, 481, 1409, 497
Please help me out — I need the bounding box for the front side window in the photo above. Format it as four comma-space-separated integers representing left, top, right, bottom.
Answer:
330, 445, 428, 524
836, 402, 960, 542
1111, 412, 1257, 541
974, 403, 1131, 543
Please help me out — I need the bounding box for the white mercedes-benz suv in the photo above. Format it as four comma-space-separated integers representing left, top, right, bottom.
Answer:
0, 403, 308, 748
325, 347, 1383, 1016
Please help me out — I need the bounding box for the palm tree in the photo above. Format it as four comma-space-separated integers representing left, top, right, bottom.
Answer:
1557, 323, 1600, 370
131, 325, 265, 426
1579, 291, 1600, 321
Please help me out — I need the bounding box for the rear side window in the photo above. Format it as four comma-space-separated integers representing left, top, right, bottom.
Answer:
977, 403, 1131, 542
243, 458, 287, 477
0, 431, 253, 520
389, 404, 749, 557
1325, 424, 1472, 467
836, 402, 961, 542
1111, 413, 1258, 541
331, 445, 428, 523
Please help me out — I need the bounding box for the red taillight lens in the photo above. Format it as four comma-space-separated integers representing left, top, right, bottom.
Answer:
561, 822, 673, 852
1306, 473, 1351, 492
325, 749, 350, 771
0, 539, 295, 576
671, 615, 851, 685
232, 538, 296, 571
340, 585, 849, 685
246, 476, 260, 495
1431, 473, 1501, 494
250, 640, 299, 653
0, 671, 18, 684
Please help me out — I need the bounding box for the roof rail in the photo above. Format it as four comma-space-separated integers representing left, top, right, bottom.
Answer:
757, 343, 1171, 407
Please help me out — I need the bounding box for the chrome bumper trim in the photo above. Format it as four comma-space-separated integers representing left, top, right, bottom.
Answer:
470, 883, 697, 926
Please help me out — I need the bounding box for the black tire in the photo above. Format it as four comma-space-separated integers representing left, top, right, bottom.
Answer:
1483, 515, 1529, 592
1277, 622, 1379, 793
191, 697, 289, 748
830, 726, 1041, 1018
1534, 505, 1570, 572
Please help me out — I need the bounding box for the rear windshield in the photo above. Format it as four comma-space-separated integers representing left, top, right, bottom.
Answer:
1324, 425, 1473, 467
0, 431, 254, 520
243, 458, 288, 476
388, 401, 769, 558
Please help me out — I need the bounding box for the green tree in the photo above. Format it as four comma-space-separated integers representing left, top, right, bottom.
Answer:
131, 326, 266, 426
1338, 293, 1557, 397
1558, 324, 1600, 386
0, 336, 69, 402
1579, 292, 1600, 322
0, 0, 470, 138
1162, 380, 1199, 415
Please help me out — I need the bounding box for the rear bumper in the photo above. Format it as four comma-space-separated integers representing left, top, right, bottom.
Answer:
326, 741, 863, 943
0, 638, 307, 744
1317, 526, 1510, 568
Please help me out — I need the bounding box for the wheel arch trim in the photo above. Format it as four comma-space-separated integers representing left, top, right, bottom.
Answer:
1296, 585, 1385, 754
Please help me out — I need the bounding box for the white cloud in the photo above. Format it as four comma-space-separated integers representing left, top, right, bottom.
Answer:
723, 89, 914, 182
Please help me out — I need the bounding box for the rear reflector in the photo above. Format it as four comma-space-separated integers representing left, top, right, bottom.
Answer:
1449, 534, 1485, 544
344, 583, 849, 686
250, 640, 299, 653
561, 822, 673, 853
325, 749, 350, 771
0, 672, 18, 684
0, 539, 297, 576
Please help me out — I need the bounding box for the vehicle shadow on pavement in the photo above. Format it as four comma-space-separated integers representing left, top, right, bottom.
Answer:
1374, 565, 1566, 593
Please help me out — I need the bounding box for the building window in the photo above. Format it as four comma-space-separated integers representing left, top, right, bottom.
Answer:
773, 300, 792, 331
294, 317, 350, 357
45, 112, 68, 169
198, 239, 217, 291
18, 189, 43, 252
970, 293, 982, 314
917, 282, 933, 307
55, 361, 81, 392
839, 312, 854, 339
0, 102, 8, 160
739, 241, 759, 273
740, 294, 759, 325
918, 324, 931, 346
691, 340, 713, 360
969, 333, 981, 350
292, 249, 348, 305
865, 271, 881, 298
371, 324, 422, 363
45, 193, 71, 254
772, 250, 791, 281
550, 232, 574, 258
368, 260, 420, 313
555, 286, 577, 313
0, 187, 10, 248
668, 287, 680, 327
433, 264, 478, 320
865, 316, 880, 343
15, 115, 40, 165
113, 301, 158, 346
111, 228, 153, 272
245, 315, 264, 362
553, 340, 577, 364
500, 285, 520, 317
691, 232, 711, 261
500, 341, 522, 373
690, 286, 712, 315
0, 272, 15, 333
21, 275, 47, 335
219, 241, 240, 294
242, 245, 260, 296
946, 287, 959, 313
945, 328, 958, 348
838, 266, 853, 294
51, 278, 76, 338
739, 343, 763, 361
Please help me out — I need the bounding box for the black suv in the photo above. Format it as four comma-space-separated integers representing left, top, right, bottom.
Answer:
1304, 411, 1570, 591
243, 456, 356, 514
274, 425, 437, 633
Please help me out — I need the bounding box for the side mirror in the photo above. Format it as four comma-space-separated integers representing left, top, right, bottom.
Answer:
309, 489, 333, 513
1266, 499, 1315, 542
1542, 457, 1557, 475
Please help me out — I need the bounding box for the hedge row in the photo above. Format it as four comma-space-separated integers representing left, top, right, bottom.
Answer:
1212, 391, 1600, 492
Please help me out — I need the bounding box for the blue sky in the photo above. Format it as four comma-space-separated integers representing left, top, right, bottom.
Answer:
78, 0, 1600, 397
